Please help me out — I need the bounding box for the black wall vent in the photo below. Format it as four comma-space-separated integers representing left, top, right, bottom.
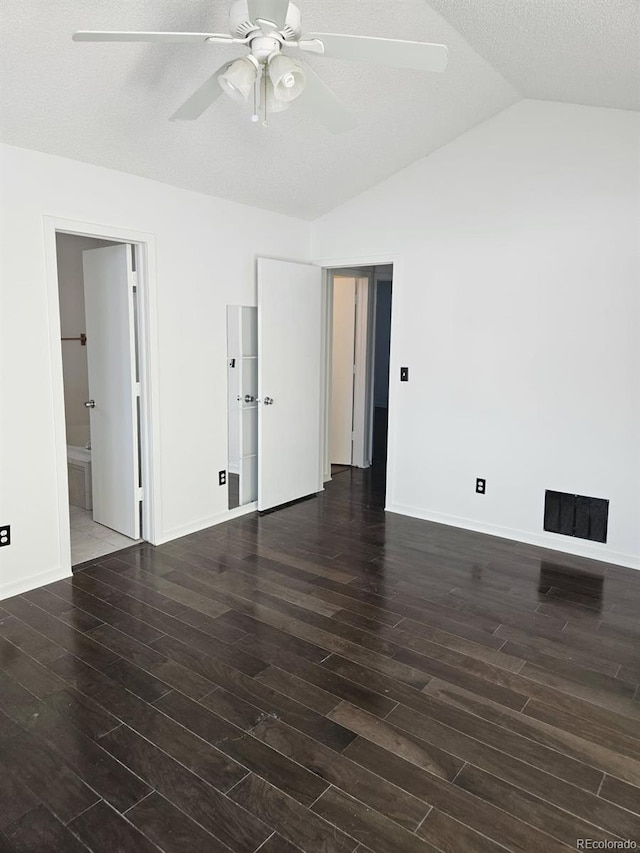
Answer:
544, 491, 609, 544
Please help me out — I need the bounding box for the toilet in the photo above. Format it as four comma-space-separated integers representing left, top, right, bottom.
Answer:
67, 445, 92, 510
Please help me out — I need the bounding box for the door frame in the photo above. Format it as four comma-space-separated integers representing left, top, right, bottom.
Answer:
43, 216, 161, 569
328, 270, 374, 471
319, 255, 399, 509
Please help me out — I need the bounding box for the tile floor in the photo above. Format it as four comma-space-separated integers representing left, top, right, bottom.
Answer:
69, 505, 139, 565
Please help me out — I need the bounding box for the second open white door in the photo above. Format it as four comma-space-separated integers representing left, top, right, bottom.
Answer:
83, 244, 140, 539
257, 258, 323, 512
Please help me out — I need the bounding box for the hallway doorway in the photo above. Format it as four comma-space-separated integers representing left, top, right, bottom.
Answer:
326, 265, 394, 482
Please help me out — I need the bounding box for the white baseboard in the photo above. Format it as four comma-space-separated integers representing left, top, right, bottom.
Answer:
386, 503, 639, 571
155, 502, 258, 546
1, 566, 72, 601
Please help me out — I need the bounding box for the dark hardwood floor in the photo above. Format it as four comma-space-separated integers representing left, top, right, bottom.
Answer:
1, 467, 639, 852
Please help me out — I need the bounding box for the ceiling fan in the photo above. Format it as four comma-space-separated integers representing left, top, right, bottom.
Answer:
73, 0, 449, 132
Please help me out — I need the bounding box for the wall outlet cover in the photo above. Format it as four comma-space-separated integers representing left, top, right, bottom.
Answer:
219, 471, 227, 486
476, 478, 486, 495
0, 525, 10, 546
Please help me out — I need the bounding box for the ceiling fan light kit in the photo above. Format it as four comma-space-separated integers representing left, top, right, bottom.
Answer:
219, 55, 260, 102
73, 0, 449, 133
268, 53, 305, 102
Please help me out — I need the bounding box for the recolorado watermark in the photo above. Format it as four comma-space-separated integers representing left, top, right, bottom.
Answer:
576, 842, 637, 850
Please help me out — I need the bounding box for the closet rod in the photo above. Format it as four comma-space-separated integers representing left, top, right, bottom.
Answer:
61, 334, 87, 345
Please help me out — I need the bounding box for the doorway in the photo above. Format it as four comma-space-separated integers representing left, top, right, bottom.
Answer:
53, 229, 152, 566
326, 265, 394, 480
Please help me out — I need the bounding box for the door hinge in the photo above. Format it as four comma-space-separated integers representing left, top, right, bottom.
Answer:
135, 382, 141, 397
352, 364, 356, 375
137, 487, 144, 502
131, 272, 138, 290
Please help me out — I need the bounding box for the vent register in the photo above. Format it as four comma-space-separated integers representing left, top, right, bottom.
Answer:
544, 491, 609, 544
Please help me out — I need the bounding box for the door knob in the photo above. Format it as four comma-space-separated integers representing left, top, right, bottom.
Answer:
263, 396, 274, 406
84, 400, 96, 408
237, 395, 255, 403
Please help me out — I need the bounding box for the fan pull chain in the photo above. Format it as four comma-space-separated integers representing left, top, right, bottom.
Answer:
263, 70, 269, 127
251, 73, 260, 123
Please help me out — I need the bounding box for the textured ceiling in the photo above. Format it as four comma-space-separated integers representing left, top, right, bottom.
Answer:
426, 0, 640, 112
0, 1, 636, 219
0, 0, 518, 218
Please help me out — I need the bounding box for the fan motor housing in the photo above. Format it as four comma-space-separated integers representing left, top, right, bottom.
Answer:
229, 0, 302, 40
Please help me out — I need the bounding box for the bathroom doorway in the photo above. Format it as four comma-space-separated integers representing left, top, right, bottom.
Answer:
56, 232, 146, 565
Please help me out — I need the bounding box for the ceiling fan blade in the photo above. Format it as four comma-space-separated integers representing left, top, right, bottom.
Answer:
247, 0, 290, 30
303, 33, 449, 73
302, 64, 357, 134
73, 31, 236, 44
170, 66, 228, 120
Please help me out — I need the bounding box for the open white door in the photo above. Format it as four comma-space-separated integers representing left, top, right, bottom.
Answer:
258, 258, 322, 512
83, 244, 140, 539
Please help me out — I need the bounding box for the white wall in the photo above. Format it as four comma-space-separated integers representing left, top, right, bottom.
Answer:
57, 234, 114, 447
0, 143, 311, 598
313, 100, 640, 568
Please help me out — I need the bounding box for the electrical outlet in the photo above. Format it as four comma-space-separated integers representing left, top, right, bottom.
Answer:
0, 525, 10, 547
476, 478, 486, 495
219, 471, 227, 487
400, 367, 409, 382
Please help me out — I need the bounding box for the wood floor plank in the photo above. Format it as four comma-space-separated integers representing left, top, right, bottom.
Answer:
126, 791, 234, 853
237, 635, 398, 717
0, 729, 100, 824
343, 737, 574, 853
0, 614, 67, 663
84, 623, 218, 699
455, 764, 619, 846
385, 703, 640, 838
423, 679, 640, 787
417, 809, 509, 853
0, 763, 39, 830
69, 567, 188, 617
0, 635, 66, 698
22, 587, 106, 633
198, 686, 274, 730
5, 805, 92, 853
22, 700, 152, 813
311, 785, 438, 853
229, 773, 358, 853
0, 669, 41, 725
152, 633, 357, 751
34, 686, 121, 739
101, 658, 173, 703
69, 800, 162, 853
255, 665, 343, 715
1, 598, 117, 669
43, 581, 166, 644
387, 694, 605, 793
2, 469, 639, 853
98, 725, 271, 853
253, 715, 430, 830
47, 655, 247, 792
68, 570, 248, 651
329, 701, 464, 781
599, 775, 640, 815
257, 833, 302, 853
154, 689, 330, 806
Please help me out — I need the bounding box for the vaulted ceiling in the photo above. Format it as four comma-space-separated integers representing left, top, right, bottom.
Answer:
0, 1, 637, 219
427, 0, 640, 112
